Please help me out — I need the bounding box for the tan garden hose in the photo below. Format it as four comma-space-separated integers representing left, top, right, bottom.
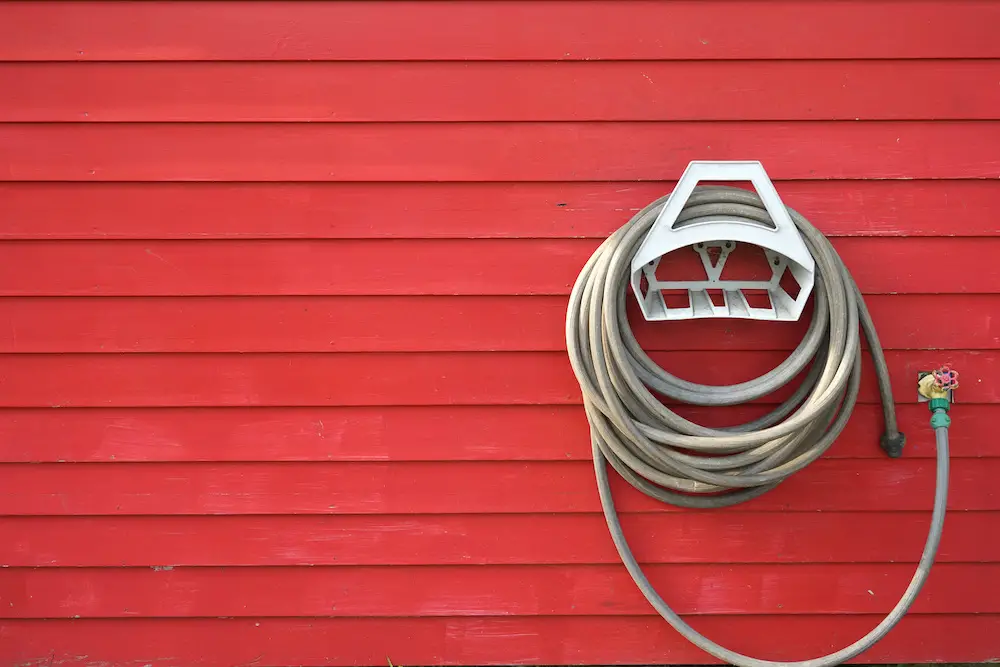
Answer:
565, 186, 950, 666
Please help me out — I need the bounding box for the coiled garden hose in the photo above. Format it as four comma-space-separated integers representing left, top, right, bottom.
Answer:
565, 186, 950, 666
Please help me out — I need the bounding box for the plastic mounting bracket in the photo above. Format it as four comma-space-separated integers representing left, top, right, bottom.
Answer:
630, 161, 816, 322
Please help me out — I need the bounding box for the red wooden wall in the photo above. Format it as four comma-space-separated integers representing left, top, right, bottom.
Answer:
1, 1, 999, 665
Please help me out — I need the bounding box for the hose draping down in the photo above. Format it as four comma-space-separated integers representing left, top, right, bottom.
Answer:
565, 186, 949, 667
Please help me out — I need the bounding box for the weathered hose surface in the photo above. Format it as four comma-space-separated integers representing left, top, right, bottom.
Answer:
565, 186, 949, 666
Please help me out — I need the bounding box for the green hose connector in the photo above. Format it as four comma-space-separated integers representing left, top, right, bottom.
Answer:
929, 403, 952, 430
928, 397, 950, 413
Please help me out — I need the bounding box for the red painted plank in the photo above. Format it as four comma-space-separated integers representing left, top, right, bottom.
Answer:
0, 238, 995, 296
3, 180, 997, 240
3, 122, 998, 181
0, 295, 567, 353
4, 513, 997, 567
1, 295, 995, 353
1, 1, 996, 61
0, 404, 995, 463
1, 458, 991, 516
5, 61, 1000, 122
4, 615, 998, 666
4, 614, 1000, 666
3, 563, 995, 618
0, 350, 993, 408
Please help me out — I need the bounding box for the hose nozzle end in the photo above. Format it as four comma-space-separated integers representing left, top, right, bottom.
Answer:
880, 431, 906, 458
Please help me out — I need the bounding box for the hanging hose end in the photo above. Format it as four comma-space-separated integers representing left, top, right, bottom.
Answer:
880, 431, 907, 458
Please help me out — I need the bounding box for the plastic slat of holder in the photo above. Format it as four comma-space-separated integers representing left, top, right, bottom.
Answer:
630, 161, 816, 322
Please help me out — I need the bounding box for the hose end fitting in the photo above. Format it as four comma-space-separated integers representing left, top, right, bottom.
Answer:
880, 431, 907, 458
930, 409, 951, 430
928, 397, 950, 413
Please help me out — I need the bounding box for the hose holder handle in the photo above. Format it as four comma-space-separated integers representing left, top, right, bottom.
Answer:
630, 161, 816, 322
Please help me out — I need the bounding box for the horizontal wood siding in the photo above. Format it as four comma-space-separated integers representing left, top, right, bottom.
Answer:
3, 616, 999, 666
2, 180, 998, 238
1, 1, 997, 61
4, 61, 999, 122
0, 2, 997, 666
3, 122, 999, 180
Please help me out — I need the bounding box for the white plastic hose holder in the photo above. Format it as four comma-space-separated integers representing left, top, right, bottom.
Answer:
630, 161, 816, 322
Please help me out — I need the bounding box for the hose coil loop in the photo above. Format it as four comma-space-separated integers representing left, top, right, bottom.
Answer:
565, 186, 948, 667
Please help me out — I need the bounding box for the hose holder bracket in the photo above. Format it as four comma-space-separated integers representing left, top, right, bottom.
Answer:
630, 161, 816, 322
